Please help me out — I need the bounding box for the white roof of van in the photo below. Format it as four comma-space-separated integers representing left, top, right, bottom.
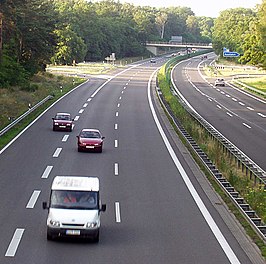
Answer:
51, 176, 100, 191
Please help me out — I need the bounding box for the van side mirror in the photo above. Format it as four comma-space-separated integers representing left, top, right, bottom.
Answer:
42, 202, 48, 210
101, 204, 106, 212
102, 136, 105, 140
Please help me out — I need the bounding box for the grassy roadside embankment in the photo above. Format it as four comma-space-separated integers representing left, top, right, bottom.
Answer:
158, 57, 266, 258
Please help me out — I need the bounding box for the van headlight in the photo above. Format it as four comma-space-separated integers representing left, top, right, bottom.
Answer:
86, 222, 97, 228
49, 219, 60, 227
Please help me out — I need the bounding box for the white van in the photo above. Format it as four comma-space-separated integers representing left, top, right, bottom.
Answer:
43, 176, 106, 242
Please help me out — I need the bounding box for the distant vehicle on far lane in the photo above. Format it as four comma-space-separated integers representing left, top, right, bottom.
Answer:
215, 78, 225, 87
150, 58, 156, 63
52, 112, 74, 132
77, 128, 105, 153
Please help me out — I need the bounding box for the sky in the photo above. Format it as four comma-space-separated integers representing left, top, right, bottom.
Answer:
118, 0, 262, 17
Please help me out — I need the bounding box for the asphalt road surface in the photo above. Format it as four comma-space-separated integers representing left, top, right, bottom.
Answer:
172, 54, 266, 171
0, 56, 264, 264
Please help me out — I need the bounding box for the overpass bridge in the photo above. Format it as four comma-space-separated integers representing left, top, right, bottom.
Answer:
145, 41, 213, 55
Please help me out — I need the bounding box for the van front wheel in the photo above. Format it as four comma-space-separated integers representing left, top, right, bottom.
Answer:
93, 232, 99, 243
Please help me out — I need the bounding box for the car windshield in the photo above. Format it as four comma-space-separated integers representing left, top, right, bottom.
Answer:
55, 115, 70, 120
50, 190, 98, 209
80, 131, 100, 138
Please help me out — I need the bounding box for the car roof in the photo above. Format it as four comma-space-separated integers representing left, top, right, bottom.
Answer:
81, 128, 100, 132
51, 176, 100, 191
56, 112, 70, 116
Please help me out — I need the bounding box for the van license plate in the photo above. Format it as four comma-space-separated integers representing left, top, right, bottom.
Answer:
86, 146, 94, 148
66, 230, 80, 235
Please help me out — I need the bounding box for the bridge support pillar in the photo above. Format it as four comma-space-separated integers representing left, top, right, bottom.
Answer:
146, 46, 158, 56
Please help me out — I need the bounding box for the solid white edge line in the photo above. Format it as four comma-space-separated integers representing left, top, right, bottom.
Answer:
115, 202, 121, 223
26, 190, 41, 208
41, 165, 53, 179
5, 228, 24, 257
148, 69, 241, 264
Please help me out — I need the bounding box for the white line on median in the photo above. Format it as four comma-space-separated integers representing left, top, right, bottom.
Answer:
26, 190, 41, 208
243, 123, 251, 129
258, 113, 266, 118
247, 106, 254, 111
62, 135, 69, 142
53, 148, 62, 157
115, 202, 121, 223
41, 165, 53, 178
5, 228, 24, 257
114, 163, 119, 176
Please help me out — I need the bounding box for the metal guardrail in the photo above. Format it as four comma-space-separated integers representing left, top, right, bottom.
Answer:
153, 74, 266, 242
233, 79, 266, 97
0, 95, 53, 137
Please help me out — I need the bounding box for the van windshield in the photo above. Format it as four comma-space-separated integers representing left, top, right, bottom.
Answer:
50, 190, 98, 209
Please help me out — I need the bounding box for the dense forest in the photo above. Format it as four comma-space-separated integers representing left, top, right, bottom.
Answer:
0, 0, 265, 88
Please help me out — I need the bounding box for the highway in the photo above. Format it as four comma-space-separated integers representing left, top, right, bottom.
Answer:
172, 54, 266, 171
0, 56, 264, 264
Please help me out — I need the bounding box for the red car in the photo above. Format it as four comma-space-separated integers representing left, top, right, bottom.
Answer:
77, 129, 105, 153
53, 112, 74, 132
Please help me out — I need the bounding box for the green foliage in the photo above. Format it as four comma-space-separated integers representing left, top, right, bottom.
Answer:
0, 51, 29, 87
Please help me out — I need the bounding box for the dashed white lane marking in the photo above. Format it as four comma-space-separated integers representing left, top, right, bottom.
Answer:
226, 112, 233, 117
5, 229, 24, 257
243, 123, 251, 129
226, 94, 230, 97
87, 98, 92, 102
239, 102, 245, 106
114, 163, 119, 176
41, 165, 53, 178
258, 113, 266, 118
116, 112, 119, 117
117, 103, 120, 108
115, 202, 121, 223
115, 124, 118, 130
74, 116, 80, 121
217, 105, 222, 109
208, 98, 212, 102
247, 107, 254, 111
26, 190, 41, 208
62, 135, 69, 142
232, 98, 237, 102
53, 148, 62, 157
121, 91, 124, 94
83, 103, 88, 107
119, 96, 122, 100
79, 109, 84, 114
115, 140, 118, 148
